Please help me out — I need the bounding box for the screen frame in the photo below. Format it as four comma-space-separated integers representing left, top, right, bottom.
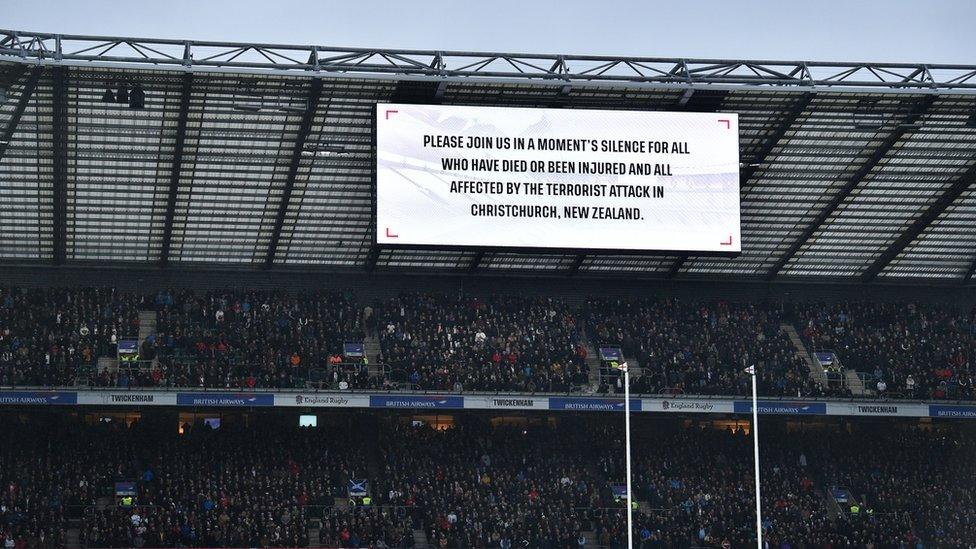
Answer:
371, 102, 741, 258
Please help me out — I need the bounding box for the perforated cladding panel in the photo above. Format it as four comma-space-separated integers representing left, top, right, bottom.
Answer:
783, 97, 976, 277
880, 188, 976, 279
0, 68, 54, 259
274, 79, 394, 265
66, 69, 179, 261
167, 76, 309, 264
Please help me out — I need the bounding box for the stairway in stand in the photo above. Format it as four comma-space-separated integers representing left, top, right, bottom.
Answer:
363, 333, 383, 377
63, 506, 86, 548
845, 369, 869, 396
63, 526, 81, 549
413, 529, 431, 548
580, 327, 603, 391
306, 525, 323, 547
137, 310, 157, 344
781, 323, 827, 387
138, 310, 158, 369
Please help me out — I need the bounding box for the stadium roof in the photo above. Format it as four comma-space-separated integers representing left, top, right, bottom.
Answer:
1, 29, 975, 286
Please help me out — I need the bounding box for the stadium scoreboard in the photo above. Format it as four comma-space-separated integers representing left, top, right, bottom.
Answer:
376, 103, 740, 253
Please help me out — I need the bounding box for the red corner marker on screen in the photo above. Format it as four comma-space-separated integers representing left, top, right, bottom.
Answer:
385, 109, 398, 119
718, 119, 731, 129
385, 228, 399, 238
720, 235, 733, 246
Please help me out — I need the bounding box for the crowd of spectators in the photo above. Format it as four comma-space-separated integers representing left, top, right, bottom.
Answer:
374, 417, 624, 548
104, 290, 364, 390
3, 286, 976, 401
0, 414, 366, 548
0, 288, 142, 387
585, 298, 820, 398
793, 302, 976, 400
621, 425, 757, 547
624, 420, 976, 549
317, 506, 414, 549
0, 418, 71, 548
2, 412, 976, 548
372, 295, 589, 393
801, 425, 976, 547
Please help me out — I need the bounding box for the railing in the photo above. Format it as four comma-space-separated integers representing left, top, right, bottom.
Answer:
824, 369, 846, 390
598, 367, 644, 388
102, 359, 155, 372
6, 366, 976, 404
837, 509, 905, 519
5, 381, 976, 408
854, 371, 876, 395
89, 355, 373, 390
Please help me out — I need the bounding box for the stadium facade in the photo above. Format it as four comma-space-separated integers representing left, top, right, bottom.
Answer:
1, 28, 976, 549
0, 29, 975, 283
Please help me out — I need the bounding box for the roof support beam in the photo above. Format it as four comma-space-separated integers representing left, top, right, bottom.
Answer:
467, 251, 485, 273
364, 245, 381, 271
767, 95, 938, 280
861, 162, 976, 282
0, 65, 40, 162
667, 256, 687, 279
265, 78, 323, 267
569, 254, 586, 274
741, 92, 814, 185
160, 73, 193, 266
964, 255, 976, 285
51, 66, 68, 265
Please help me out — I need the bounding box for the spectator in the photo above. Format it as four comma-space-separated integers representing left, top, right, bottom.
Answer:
2, 286, 973, 402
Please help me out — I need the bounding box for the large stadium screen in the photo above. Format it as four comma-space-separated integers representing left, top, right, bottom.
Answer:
375, 103, 741, 253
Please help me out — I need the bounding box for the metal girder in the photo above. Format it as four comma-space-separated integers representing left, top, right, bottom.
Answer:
861, 162, 976, 282
467, 251, 485, 273
569, 254, 586, 274
160, 73, 193, 266
741, 92, 814, 184
767, 95, 939, 280
667, 256, 687, 279
965, 256, 976, 285
2, 29, 976, 91
51, 66, 68, 265
264, 78, 323, 267
0, 65, 40, 162
364, 245, 381, 271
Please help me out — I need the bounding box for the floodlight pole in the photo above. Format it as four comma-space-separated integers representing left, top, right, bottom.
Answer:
750, 366, 763, 549
623, 362, 634, 549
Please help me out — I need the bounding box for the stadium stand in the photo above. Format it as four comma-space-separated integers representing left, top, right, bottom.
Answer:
132, 290, 362, 390
793, 302, 976, 400
0, 288, 142, 387
584, 298, 822, 398
0, 414, 368, 548
1, 28, 976, 549
3, 287, 976, 402
376, 417, 621, 548
2, 412, 975, 548
626, 426, 757, 547
372, 294, 589, 393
